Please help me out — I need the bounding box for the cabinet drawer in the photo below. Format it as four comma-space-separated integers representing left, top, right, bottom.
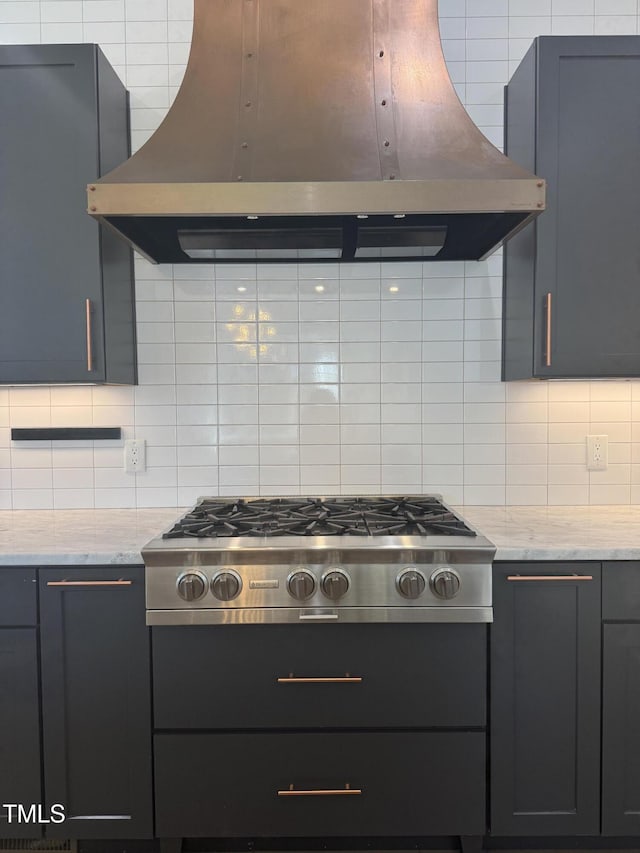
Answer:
152, 623, 486, 729
155, 731, 485, 838
0, 568, 37, 625
603, 562, 640, 620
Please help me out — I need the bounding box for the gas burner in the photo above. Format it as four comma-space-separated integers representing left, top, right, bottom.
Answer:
162, 495, 476, 539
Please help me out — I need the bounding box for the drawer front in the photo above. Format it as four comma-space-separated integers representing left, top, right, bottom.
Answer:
155, 732, 485, 838
603, 562, 640, 620
152, 623, 486, 729
0, 568, 37, 625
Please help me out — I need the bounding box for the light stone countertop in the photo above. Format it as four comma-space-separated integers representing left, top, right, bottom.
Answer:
0, 508, 180, 566
459, 504, 640, 562
0, 505, 639, 566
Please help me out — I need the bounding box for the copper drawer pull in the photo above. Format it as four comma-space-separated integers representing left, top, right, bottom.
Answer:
507, 575, 593, 582
46, 580, 133, 587
277, 675, 362, 684
278, 785, 361, 797
86, 298, 94, 372
544, 292, 552, 367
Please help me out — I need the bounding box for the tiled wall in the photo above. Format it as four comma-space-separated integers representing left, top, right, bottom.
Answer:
2, 0, 640, 510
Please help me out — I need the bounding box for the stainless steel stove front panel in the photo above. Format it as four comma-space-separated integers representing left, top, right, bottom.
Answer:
146, 605, 493, 625
145, 559, 492, 612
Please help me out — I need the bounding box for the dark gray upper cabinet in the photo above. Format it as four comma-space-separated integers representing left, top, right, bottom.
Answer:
491, 562, 601, 836
503, 37, 640, 379
0, 44, 136, 384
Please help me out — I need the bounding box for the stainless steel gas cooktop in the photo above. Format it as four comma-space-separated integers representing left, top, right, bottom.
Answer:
142, 495, 495, 626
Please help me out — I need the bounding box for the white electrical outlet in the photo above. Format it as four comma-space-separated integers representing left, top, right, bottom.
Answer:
586, 435, 608, 471
124, 439, 146, 473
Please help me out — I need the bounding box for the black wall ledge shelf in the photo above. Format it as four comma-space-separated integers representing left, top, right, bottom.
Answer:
11, 428, 122, 442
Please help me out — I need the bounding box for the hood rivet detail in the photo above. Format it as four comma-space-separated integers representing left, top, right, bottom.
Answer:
381, 99, 387, 106
389, 174, 396, 180
241, 142, 248, 148
89, 205, 97, 212
379, 50, 384, 58
537, 181, 544, 187
237, 175, 243, 181
384, 140, 390, 147
247, 52, 253, 58
245, 101, 252, 107
88, 185, 96, 191
537, 201, 543, 207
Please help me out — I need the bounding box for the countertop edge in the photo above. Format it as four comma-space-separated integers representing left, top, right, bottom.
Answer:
0, 552, 145, 566
3, 546, 640, 566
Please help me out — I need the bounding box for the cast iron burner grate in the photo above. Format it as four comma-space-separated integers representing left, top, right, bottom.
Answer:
162, 496, 476, 539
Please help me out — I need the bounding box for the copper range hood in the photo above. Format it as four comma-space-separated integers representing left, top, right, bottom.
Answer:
87, 0, 545, 264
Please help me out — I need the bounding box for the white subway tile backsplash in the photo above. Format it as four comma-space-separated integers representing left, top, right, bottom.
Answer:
508, 15, 553, 37
591, 401, 632, 421
464, 423, 507, 444
463, 485, 506, 505
12, 489, 54, 509
590, 484, 631, 504
0, 22, 40, 41
339, 424, 380, 444
591, 422, 632, 442
594, 15, 637, 33
551, 14, 595, 32
11, 448, 52, 469
42, 2, 82, 22
506, 485, 548, 505
1, 4, 637, 510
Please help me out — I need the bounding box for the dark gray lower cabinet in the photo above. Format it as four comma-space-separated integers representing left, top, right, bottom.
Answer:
602, 624, 640, 835
0, 628, 41, 840
491, 562, 601, 836
602, 562, 640, 835
0, 568, 40, 840
39, 566, 152, 839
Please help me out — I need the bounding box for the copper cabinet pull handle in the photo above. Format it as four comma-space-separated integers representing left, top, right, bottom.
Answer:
86, 298, 94, 372
278, 785, 361, 797
46, 580, 133, 587
277, 675, 363, 684
545, 292, 552, 367
507, 575, 593, 582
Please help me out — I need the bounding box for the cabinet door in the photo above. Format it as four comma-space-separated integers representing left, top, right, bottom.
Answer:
534, 38, 640, 377
0, 629, 41, 839
602, 623, 640, 835
0, 45, 105, 383
490, 562, 601, 835
503, 37, 640, 380
39, 567, 152, 839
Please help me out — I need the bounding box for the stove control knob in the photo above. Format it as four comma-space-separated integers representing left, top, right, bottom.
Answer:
176, 571, 208, 602
397, 568, 426, 600
287, 569, 316, 601
430, 568, 461, 600
321, 569, 350, 600
211, 570, 242, 601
